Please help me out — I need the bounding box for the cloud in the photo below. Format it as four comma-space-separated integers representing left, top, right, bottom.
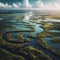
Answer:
0, 0, 32, 9
23, 0, 32, 8
34, 0, 60, 10
0, 2, 21, 9
34, 0, 44, 8
0, 0, 60, 10
0, 2, 12, 8
12, 3, 21, 8
44, 2, 60, 10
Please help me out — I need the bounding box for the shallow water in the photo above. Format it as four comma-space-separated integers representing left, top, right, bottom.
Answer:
0, 13, 60, 49
0, 12, 60, 60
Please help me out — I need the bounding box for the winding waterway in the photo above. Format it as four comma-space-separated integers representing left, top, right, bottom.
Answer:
0, 12, 60, 60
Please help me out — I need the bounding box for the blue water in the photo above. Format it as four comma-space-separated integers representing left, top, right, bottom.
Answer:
50, 30, 60, 33
45, 37, 60, 49
2, 31, 60, 60
0, 13, 60, 50
0, 13, 60, 60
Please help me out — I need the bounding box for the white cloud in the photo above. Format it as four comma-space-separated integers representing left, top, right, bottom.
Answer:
34, 0, 43, 8
44, 2, 60, 10
0, 2, 5, 7
0, 2, 21, 9
34, 0, 60, 10
0, 2, 12, 8
12, 3, 21, 8
0, 0, 60, 10
23, 0, 32, 8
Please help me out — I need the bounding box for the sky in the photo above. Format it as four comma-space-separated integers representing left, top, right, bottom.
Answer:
0, 0, 60, 10
0, 0, 59, 4
0, 0, 58, 4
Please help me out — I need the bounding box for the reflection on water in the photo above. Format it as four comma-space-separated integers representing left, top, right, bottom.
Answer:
0, 12, 60, 47
0, 12, 60, 49
0, 12, 34, 32
23, 12, 33, 22
0, 12, 60, 60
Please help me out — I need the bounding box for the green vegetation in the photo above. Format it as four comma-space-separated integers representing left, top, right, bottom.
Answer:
19, 46, 52, 60
0, 32, 28, 50
0, 48, 25, 60
28, 33, 36, 38
0, 14, 60, 60
6, 33, 30, 43
8, 25, 16, 28
36, 32, 60, 57
36, 32, 53, 38
50, 39, 60, 43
